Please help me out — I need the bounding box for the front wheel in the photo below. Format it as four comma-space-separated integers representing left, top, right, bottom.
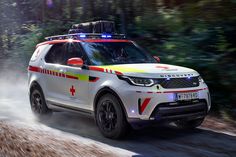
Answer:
175, 118, 205, 129
95, 94, 128, 139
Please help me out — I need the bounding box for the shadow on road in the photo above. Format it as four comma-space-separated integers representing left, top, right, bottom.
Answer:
43, 112, 236, 157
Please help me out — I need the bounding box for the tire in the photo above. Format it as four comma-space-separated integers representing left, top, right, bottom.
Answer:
175, 118, 205, 129
95, 93, 128, 139
30, 84, 52, 120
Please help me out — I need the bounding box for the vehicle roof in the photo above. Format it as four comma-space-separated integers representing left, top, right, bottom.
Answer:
36, 39, 131, 48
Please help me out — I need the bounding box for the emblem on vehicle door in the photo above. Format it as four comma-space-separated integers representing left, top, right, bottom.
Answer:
70, 85, 76, 96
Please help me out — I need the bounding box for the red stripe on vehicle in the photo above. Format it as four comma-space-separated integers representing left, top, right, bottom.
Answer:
28, 66, 99, 82
140, 98, 151, 113
66, 75, 78, 80
89, 66, 123, 75
163, 88, 206, 93
89, 66, 105, 72
115, 71, 123, 75
36, 40, 81, 48
28, 66, 41, 72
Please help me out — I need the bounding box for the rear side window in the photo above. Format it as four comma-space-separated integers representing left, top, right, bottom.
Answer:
45, 43, 85, 65
45, 44, 66, 64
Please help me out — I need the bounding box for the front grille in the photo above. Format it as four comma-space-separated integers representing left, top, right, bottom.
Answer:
150, 100, 208, 121
155, 76, 199, 89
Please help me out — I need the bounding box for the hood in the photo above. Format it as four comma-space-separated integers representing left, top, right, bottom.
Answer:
98, 63, 199, 78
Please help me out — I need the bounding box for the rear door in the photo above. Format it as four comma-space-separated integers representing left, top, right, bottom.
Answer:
43, 43, 69, 104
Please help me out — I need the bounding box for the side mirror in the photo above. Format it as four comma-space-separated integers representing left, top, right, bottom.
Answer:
67, 58, 84, 67
153, 56, 160, 62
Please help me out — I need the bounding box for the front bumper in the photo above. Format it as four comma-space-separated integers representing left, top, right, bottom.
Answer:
127, 100, 208, 128
150, 100, 207, 121
116, 83, 211, 122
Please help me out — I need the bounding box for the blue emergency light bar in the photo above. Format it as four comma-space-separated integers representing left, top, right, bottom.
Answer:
45, 33, 126, 41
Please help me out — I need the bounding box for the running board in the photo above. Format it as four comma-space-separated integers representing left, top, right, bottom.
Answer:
47, 101, 94, 117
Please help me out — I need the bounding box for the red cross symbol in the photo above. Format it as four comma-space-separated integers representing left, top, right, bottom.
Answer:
70, 85, 76, 96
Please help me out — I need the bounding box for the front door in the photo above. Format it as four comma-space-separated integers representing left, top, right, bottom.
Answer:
63, 42, 90, 110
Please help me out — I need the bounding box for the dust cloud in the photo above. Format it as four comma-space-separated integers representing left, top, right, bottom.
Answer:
0, 70, 36, 123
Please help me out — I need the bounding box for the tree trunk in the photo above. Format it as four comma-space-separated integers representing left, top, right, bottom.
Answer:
81, 0, 89, 21
41, 0, 45, 22
69, 0, 77, 19
102, 0, 108, 19
89, 0, 96, 19
120, 1, 127, 34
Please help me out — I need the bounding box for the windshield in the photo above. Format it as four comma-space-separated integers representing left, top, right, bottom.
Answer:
81, 42, 157, 65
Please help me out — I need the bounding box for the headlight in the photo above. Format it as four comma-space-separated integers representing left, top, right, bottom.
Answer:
198, 76, 205, 83
118, 75, 154, 87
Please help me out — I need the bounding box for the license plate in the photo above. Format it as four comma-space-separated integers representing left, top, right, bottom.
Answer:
176, 92, 198, 101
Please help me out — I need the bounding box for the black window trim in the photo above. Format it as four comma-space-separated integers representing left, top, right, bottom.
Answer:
44, 42, 92, 67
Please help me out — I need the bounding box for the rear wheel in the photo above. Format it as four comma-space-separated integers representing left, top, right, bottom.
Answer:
175, 118, 205, 129
30, 84, 52, 119
95, 94, 128, 139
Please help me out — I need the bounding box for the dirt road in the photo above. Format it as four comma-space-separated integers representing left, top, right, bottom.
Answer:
0, 72, 236, 157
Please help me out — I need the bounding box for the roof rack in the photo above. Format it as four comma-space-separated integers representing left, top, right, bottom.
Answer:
45, 20, 126, 41
69, 20, 116, 34
45, 33, 126, 41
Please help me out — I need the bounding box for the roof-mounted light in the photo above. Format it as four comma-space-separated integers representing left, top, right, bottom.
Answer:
79, 34, 86, 38
101, 34, 112, 38
45, 33, 126, 41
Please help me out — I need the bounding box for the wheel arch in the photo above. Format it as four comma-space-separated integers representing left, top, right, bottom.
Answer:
93, 87, 128, 118
29, 81, 46, 101
30, 81, 42, 93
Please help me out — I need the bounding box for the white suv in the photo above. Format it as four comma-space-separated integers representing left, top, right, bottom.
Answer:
28, 31, 211, 139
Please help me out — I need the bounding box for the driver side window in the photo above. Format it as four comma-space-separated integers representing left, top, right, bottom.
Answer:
65, 43, 84, 65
